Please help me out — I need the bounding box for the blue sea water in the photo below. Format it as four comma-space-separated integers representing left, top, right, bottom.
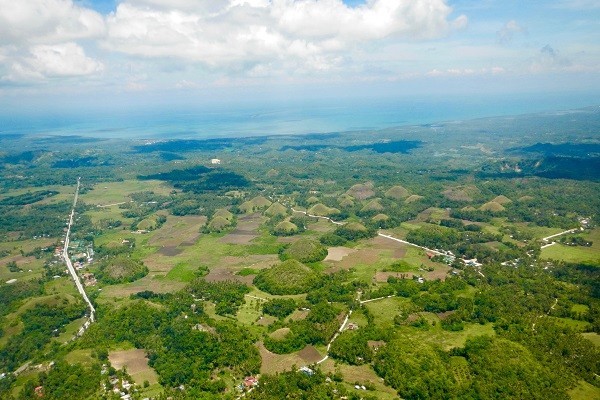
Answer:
1, 92, 598, 139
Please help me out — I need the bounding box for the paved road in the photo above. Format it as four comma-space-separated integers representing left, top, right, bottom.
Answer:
542, 228, 579, 242
291, 208, 449, 256
291, 208, 345, 225
377, 233, 447, 256
63, 178, 96, 323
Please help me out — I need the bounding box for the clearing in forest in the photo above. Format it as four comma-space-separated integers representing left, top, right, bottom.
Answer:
108, 349, 159, 386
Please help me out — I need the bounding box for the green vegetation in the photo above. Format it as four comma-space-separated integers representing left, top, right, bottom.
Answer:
0, 108, 599, 399
281, 238, 328, 263
96, 256, 149, 284
254, 260, 320, 295
262, 298, 297, 319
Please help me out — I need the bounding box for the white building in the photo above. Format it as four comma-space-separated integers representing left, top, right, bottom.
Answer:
211, 158, 221, 165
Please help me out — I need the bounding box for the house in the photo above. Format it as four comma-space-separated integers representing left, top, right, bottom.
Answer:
244, 376, 259, 387
346, 322, 359, 331
299, 366, 314, 376
211, 158, 221, 165
463, 258, 482, 267
82, 273, 97, 286
34, 386, 43, 397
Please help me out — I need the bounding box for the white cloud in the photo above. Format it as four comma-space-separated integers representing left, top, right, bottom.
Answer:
104, 0, 467, 72
426, 67, 505, 77
0, 0, 105, 45
497, 20, 526, 44
529, 44, 571, 73
6, 42, 103, 81
0, 0, 105, 83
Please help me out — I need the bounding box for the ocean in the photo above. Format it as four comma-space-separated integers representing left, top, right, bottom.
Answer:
1, 92, 598, 139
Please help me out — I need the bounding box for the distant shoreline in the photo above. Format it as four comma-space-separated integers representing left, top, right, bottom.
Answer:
1, 101, 599, 141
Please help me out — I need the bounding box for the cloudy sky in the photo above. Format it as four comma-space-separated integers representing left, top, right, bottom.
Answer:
1, 0, 599, 112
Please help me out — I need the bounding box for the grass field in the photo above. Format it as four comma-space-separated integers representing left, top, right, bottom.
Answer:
257, 342, 324, 375
540, 228, 600, 264
0, 185, 74, 205
569, 380, 600, 400
236, 296, 266, 328
548, 317, 591, 332
64, 349, 95, 365
399, 319, 496, 351
581, 332, 600, 347
0, 254, 46, 282
79, 180, 173, 206
513, 223, 565, 240
319, 359, 398, 400
364, 297, 410, 328
85, 206, 135, 224
0, 238, 56, 255
54, 317, 87, 344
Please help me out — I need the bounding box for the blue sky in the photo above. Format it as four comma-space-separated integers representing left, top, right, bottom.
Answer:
0, 0, 599, 113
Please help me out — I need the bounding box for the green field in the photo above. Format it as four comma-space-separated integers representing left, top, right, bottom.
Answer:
541, 229, 600, 264
79, 180, 173, 205
569, 380, 600, 400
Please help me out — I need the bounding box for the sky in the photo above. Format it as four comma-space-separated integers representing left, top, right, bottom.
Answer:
0, 0, 599, 116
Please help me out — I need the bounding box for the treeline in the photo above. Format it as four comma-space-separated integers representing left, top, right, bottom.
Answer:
0, 190, 58, 206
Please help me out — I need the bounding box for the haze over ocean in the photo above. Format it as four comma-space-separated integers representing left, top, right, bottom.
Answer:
2, 92, 598, 139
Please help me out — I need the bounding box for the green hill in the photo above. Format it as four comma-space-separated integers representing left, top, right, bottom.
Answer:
479, 201, 505, 212
253, 259, 320, 295
405, 194, 424, 203
345, 222, 368, 232
372, 213, 389, 222
492, 195, 512, 205
273, 221, 299, 235
208, 216, 232, 231
283, 238, 328, 263
97, 256, 148, 284
240, 196, 272, 213
213, 208, 234, 220
385, 185, 410, 200
264, 202, 288, 217
338, 194, 355, 208
306, 196, 320, 204
346, 182, 375, 200
361, 198, 384, 212
308, 203, 340, 217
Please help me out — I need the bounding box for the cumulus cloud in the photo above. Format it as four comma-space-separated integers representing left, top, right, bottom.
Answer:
104, 0, 467, 71
0, 0, 105, 82
0, 0, 105, 44
529, 44, 571, 72
0, 0, 471, 85
496, 20, 526, 44
5, 42, 103, 81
